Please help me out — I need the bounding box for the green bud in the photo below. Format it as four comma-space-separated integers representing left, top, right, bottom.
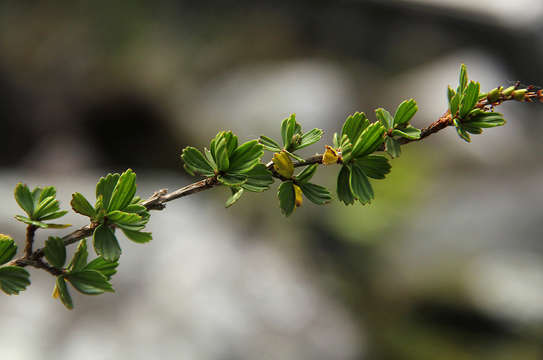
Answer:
512, 89, 527, 101
487, 87, 500, 103
502, 86, 516, 97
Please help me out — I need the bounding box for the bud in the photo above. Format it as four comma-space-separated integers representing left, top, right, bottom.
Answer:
512, 89, 528, 101
272, 151, 294, 178
293, 184, 303, 208
322, 145, 340, 165
291, 133, 302, 146
487, 87, 500, 103
502, 86, 515, 97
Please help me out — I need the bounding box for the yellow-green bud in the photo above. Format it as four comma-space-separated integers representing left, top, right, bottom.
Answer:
512, 89, 527, 101
487, 87, 500, 103
502, 86, 516, 97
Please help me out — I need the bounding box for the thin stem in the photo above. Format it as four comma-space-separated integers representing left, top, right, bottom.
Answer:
23, 225, 37, 258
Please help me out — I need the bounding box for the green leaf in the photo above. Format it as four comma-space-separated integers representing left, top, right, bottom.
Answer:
225, 187, 244, 208
214, 137, 230, 171
465, 110, 506, 128
281, 114, 297, 149
385, 137, 401, 158
44, 236, 66, 268
124, 204, 147, 214
375, 108, 394, 129
181, 147, 216, 177
223, 131, 238, 157
121, 229, 152, 243
228, 140, 264, 173
351, 122, 386, 158
458, 64, 468, 92
350, 163, 374, 204
337, 166, 355, 206
204, 148, 218, 170
0, 235, 17, 266
341, 112, 369, 145
93, 225, 121, 262
71, 192, 96, 217
242, 164, 274, 192
278, 181, 295, 216
463, 124, 483, 135
259, 135, 282, 152
356, 155, 391, 180
85, 257, 118, 280
299, 182, 332, 205
69, 239, 88, 272
107, 210, 142, 226
96, 173, 120, 211
218, 173, 247, 186
295, 164, 318, 183
394, 99, 418, 126
34, 196, 60, 220
391, 125, 421, 140
295, 128, 323, 150
0, 266, 30, 295
447, 86, 456, 103
449, 92, 461, 115
67, 269, 114, 295
459, 81, 480, 118
39, 186, 56, 203
283, 149, 305, 162
54, 276, 73, 309
38, 210, 68, 221
453, 118, 471, 142
14, 215, 48, 228
108, 169, 137, 212
14, 183, 35, 217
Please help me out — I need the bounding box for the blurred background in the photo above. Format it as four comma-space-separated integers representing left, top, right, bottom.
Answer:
1, 1, 543, 359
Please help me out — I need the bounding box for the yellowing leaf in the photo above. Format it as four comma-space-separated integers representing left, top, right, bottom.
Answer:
272, 151, 294, 178
322, 146, 340, 165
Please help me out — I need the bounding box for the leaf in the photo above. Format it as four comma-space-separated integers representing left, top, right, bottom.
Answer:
453, 118, 471, 143
69, 240, 88, 272
85, 257, 118, 280
44, 236, 66, 268
394, 99, 418, 126
39, 186, 56, 203
204, 148, 217, 170
124, 204, 147, 214
214, 137, 230, 171
225, 187, 244, 208
295, 128, 323, 150
54, 276, 73, 309
108, 169, 137, 212
272, 151, 294, 179
350, 163, 374, 204
181, 147, 216, 176
281, 114, 297, 149
93, 224, 121, 262
120, 229, 152, 243
67, 270, 114, 295
259, 135, 282, 152
223, 131, 238, 157
14, 183, 35, 217
277, 181, 295, 216
283, 149, 305, 162
332, 132, 339, 149
447, 86, 456, 103
299, 182, 332, 205
459, 81, 480, 118
228, 140, 264, 173
14, 215, 48, 228
71, 193, 96, 217
375, 108, 394, 129
464, 110, 506, 128
0, 266, 30, 295
355, 155, 391, 179
449, 92, 461, 115
42, 223, 72, 229
217, 173, 247, 186
391, 125, 421, 140
34, 196, 60, 220
38, 210, 68, 221
0, 235, 17, 266
107, 210, 142, 226
341, 112, 369, 145
385, 137, 401, 158
351, 122, 386, 158
458, 64, 468, 92
242, 164, 274, 192
96, 173, 120, 211
322, 145, 340, 165
337, 166, 355, 206
295, 164, 318, 183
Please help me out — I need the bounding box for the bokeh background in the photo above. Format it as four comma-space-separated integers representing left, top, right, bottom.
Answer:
2, 1, 543, 359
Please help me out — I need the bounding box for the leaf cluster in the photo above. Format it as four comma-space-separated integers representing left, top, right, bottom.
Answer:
14, 184, 70, 229
0, 234, 30, 295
